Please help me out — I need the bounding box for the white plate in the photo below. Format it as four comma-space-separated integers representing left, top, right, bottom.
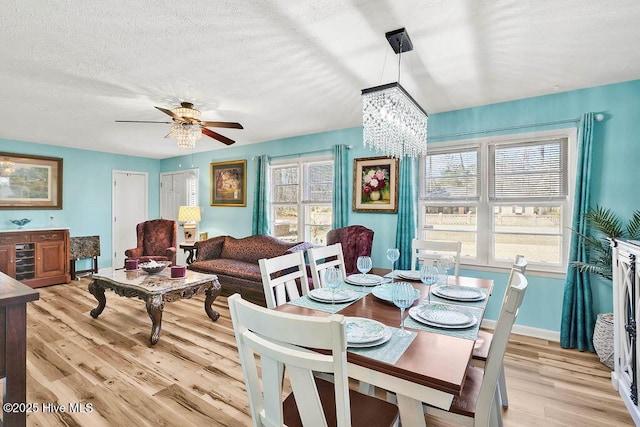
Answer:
308, 288, 359, 303
345, 274, 384, 286
431, 285, 485, 302
396, 270, 421, 281
371, 283, 420, 303
415, 303, 474, 326
408, 306, 477, 329
348, 327, 393, 348
345, 317, 388, 344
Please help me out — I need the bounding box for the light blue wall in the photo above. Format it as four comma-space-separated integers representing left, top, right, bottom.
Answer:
160, 79, 640, 333
3, 79, 639, 334
0, 139, 160, 269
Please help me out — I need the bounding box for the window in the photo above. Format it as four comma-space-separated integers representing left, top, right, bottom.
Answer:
419, 129, 576, 272
269, 156, 333, 245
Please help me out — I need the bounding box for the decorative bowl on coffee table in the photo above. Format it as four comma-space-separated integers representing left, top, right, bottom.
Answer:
139, 261, 170, 274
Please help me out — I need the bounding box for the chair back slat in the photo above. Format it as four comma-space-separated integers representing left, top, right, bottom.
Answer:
411, 239, 462, 275
259, 251, 310, 309
308, 244, 348, 288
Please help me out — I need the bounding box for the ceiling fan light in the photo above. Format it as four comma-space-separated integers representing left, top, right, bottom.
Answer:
171, 106, 202, 121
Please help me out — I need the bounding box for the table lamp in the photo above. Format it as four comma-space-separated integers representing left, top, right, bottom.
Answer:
178, 206, 201, 243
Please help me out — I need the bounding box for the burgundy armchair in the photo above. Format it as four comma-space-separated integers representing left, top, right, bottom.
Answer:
124, 219, 178, 267
326, 225, 374, 275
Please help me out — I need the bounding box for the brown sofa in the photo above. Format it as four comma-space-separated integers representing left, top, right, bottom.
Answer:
188, 235, 312, 306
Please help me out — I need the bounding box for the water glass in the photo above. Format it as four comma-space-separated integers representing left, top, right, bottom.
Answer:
420, 264, 438, 305
392, 282, 415, 337
386, 248, 400, 281
324, 267, 341, 306
356, 256, 372, 292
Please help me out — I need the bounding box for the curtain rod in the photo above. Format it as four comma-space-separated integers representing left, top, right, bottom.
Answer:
427, 116, 595, 141
260, 144, 353, 161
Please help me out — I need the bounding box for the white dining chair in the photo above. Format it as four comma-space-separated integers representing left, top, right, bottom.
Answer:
472, 255, 527, 409
259, 251, 310, 309
228, 293, 400, 427
424, 270, 528, 427
411, 239, 462, 276
308, 243, 348, 289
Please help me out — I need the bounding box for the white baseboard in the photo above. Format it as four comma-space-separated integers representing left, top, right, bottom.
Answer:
481, 319, 560, 342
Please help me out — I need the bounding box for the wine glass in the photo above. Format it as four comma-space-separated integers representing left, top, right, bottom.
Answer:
324, 267, 341, 306
392, 282, 415, 337
386, 248, 400, 282
356, 256, 372, 293
420, 264, 438, 305
437, 254, 455, 284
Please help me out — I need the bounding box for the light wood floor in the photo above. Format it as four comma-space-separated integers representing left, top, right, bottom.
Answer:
14, 278, 634, 426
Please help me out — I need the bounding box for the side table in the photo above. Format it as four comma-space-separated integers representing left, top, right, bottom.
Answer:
180, 242, 197, 264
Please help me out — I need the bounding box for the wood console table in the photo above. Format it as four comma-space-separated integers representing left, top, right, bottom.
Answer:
0, 228, 70, 288
1, 272, 39, 427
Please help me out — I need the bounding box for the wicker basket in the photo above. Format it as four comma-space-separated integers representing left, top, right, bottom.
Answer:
593, 312, 614, 370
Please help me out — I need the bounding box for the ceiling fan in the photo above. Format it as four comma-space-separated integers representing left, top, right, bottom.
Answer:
116, 102, 243, 146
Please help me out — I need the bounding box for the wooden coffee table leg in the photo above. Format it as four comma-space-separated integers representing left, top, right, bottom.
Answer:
204, 284, 221, 322
146, 296, 164, 345
88, 280, 106, 318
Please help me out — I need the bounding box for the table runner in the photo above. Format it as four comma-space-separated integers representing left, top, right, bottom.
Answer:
348, 328, 417, 365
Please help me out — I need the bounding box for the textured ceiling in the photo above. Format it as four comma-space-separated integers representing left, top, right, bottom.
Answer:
1, 0, 640, 159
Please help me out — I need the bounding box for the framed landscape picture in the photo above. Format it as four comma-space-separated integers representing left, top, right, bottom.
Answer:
0, 152, 63, 209
210, 159, 247, 207
353, 156, 399, 213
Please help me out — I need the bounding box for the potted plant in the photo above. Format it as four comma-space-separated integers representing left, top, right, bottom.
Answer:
572, 206, 640, 368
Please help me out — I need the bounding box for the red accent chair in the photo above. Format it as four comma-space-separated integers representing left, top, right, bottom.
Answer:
124, 219, 178, 267
326, 225, 374, 275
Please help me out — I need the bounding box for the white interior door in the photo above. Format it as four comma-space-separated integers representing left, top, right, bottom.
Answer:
112, 170, 148, 268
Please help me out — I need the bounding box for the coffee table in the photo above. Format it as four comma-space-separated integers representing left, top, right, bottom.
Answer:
88, 268, 221, 345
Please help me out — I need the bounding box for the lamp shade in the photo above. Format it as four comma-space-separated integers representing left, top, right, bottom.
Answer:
178, 206, 201, 222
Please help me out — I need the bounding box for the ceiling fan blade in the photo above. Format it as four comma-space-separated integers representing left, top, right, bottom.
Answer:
201, 121, 244, 129
202, 127, 235, 145
115, 120, 173, 124
155, 106, 184, 121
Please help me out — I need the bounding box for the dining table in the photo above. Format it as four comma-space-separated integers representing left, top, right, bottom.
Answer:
276, 267, 494, 427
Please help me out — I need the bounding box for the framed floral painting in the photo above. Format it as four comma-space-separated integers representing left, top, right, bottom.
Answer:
210, 159, 247, 207
353, 156, 399, 213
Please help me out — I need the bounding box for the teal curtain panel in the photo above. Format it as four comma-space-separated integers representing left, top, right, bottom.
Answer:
252, 155, 270, 235
561, 113, 595, 352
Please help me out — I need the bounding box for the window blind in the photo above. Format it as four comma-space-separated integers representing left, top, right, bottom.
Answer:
272, 166, 299, 203
303, 162, 333, 202
489, 138, 568, 201
423, 147, 479, 201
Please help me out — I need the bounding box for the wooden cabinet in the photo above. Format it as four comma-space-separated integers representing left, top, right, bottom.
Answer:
0, 229, 70, 288
611, 239, 640, 425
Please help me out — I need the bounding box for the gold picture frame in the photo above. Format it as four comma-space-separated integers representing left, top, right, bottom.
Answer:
210, 159, 247, 207
353, 156, 399, 213
0, 152, 63, 209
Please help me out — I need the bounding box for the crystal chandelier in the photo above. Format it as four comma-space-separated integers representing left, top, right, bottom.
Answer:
362, 28, 428, 159
170, 104, 203, 148
170, 123, 203, 148
0, 157, 15, 176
